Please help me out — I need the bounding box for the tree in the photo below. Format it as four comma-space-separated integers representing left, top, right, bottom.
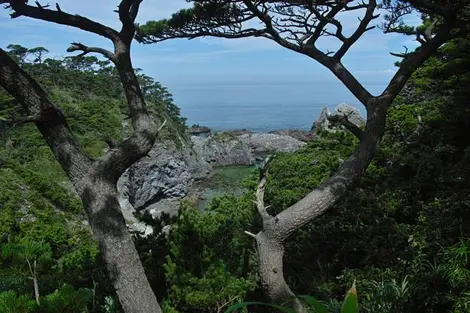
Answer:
138, 1, 469, 311
0, 1, 166, 312
1, 241, 53, 305
28, 46, 48, 63
6, 44, 29, 63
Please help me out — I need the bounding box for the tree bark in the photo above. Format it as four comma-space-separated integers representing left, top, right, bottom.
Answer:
0, 2, 165, 310
80, 179, 162, 313
256, 233, 307, 313
250, 100, 388, 312
238, 5, 457, 310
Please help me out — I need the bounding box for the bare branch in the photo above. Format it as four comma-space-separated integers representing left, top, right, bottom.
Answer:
242, 0, 281, 41
4, 0, 119, 41
156, 118, 168, 133
334, 0, 378, 60
0, 114, 42, 125
244, 231, 257, 239
67, 42, 116, 61
34, 1, 48, 9
256, 155, 274, 222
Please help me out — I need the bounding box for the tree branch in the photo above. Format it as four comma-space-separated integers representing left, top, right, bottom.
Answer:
334, 0, 379, 60
3, 0, 120, 42
138, 28, 266, 44
118, 0, 142, 41
267, 104, 388, 242
382, 20, 455, 102
98, 119, 166, 183
327, 113, 365, 140
256, 155, 274, 223
0, 114, 42, 126
66, 42, 116, 61
244, 231, 257, 239
0, 48, 92, 182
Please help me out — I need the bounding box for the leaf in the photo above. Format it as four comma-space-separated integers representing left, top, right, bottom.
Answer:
224, 301, 297, 313
298, 295, 328, 313
341, 281, 358, 313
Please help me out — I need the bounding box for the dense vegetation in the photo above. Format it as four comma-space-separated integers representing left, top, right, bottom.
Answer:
1, 33, 470, 313
0, 45, 186, 312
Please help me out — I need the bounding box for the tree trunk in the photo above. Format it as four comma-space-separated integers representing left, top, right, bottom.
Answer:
80, 178, 163, 313
251, 101, 390, 313
256, 232, 307, 313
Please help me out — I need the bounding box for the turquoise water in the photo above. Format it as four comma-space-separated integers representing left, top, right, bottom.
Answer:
196, 165, 257, 210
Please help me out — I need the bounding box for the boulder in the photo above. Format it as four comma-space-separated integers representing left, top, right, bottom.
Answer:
335, 103, 366, 128
191, 133, 254, 166
311, 107, 332, 131
238, 133, 306, 153
187, 124, 211, 135
312, 103, 365, 132
269, 129, 315, 142
118, 139, 211, 221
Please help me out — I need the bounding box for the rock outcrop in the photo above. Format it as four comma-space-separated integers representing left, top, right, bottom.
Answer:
118, 116, 325, 235
269, 129, 315, 142
312, 103, 365, 132
191, 133, 254, 166
187, 124, 211, 135
238, 133, 306, 153
190, 132, 306, 166
118, 139, 211, 227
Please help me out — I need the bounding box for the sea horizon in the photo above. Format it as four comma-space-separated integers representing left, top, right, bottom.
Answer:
169, 80, 386, 132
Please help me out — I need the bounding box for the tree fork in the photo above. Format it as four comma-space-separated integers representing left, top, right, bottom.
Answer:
0, 1, 165, 312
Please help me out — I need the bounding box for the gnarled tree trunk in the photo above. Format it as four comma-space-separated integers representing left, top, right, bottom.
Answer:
0, 1, 165, 312
80, 179, 162, 313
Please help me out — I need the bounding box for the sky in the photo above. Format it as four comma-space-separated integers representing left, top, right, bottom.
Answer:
0, 1, 421, 128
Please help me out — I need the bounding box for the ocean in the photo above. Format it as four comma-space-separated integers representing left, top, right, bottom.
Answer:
169, 81, 387, 132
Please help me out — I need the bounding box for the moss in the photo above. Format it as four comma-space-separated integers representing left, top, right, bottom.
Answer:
212, 131, 237, 142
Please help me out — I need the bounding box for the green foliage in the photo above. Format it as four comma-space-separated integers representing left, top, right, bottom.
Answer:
2, 23, 470, 313
40, 284, 93, 313
160, 198, 258, 313
136, 2, 242, 43
223, 284, 358, 313
0, 291, 37, 313
0, 43, 189, 312
148, 34, 470, 313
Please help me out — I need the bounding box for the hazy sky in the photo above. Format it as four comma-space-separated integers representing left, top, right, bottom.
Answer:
0, 0, 419, 93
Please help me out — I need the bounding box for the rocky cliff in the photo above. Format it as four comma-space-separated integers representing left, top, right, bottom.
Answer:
118, 103, 363, 234
117, 139, 211, 233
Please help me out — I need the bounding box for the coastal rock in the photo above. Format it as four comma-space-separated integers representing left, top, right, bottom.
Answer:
238, 133, 306, 153
119, 129, 308, 232
269, 129, 315, 142
312, 103, 365, 132
227, 129, 253, 136
190, 132, 306, 166
191, 133, 254, 166
118, 139, 211, 221
187, 124, 211, 135
335, 103, 366, 128
312, 107, 332, 131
